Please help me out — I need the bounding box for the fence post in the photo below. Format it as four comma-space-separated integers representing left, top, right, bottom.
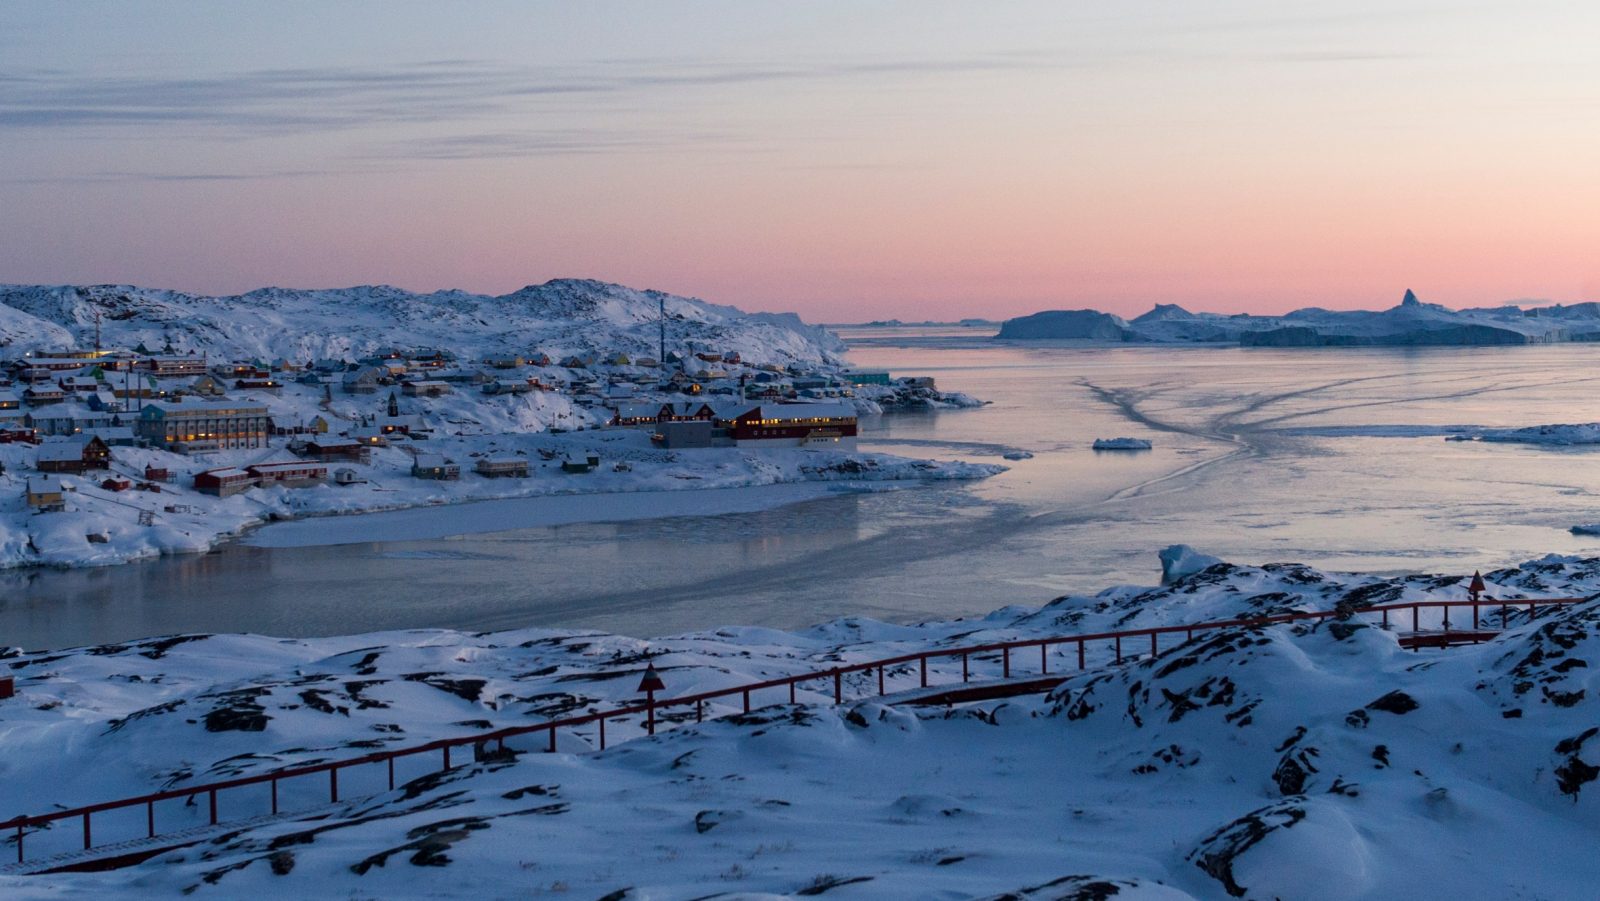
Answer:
1002, 647, 1011, 679
272, 777, 280, 814
742, 689, 750, 713
962, 653, 969, 682
386, 759, 394, 791
877, 666, 885, 695
209, 789, 218, 825
834, 670, 842, 703
148, 800, 155, 838
1473, 603, 1479, 630
1115, 636, 1122, 664
548, 726, 556, 753
330, 767, 339, 803
696, 700, 704, 723
82, 812, 91, 850
443, 745, 451, 770
1040, 644, 1048, 675
599, 716, 606, 751
1150, 633, 1157, 657
789, 681, 796, 704
1077, 640, 1085, 669
15, 821, 22, 864
1412, 606, 1419, 633
920, 656, 928, 688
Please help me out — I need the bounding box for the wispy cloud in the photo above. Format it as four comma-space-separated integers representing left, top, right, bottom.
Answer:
0, 52, 1060, 139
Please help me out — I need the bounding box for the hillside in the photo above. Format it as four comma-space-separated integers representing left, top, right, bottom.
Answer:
998, 290, 1600, 346
0, 279, 846, 368
3, 552, 1599, 897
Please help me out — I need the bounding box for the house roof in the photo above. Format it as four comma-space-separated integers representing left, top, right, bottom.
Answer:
413, 453, 455, 468
27, 476, 63, 493
248, 461, 327, 473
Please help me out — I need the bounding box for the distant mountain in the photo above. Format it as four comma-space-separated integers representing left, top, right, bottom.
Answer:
0, 279, 846, 366
996, 290, 1600, 346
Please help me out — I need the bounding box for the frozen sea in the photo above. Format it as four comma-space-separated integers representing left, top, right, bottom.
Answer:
7, 329, 1600, 649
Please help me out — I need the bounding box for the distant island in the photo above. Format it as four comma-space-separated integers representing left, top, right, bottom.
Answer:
997, 290, 1600, 346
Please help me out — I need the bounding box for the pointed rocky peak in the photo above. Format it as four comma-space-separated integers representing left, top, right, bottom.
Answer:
1132, 303, 1196, 323
1401, 289, 1420, 306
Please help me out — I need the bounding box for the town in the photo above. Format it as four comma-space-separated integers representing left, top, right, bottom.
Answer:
0, 336, 982, 565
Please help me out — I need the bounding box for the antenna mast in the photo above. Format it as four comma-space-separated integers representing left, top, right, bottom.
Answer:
94, 308, 102, 354
658, 296, 666, 364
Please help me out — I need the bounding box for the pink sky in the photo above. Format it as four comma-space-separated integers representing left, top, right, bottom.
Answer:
2, 3, 1598, 321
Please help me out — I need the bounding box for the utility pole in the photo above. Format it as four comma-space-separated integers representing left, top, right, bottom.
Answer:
93, 308, 101, 354
658, 296, 666, 364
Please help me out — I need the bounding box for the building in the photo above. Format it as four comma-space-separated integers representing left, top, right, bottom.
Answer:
482, 379, 533, 396
341, 367, 385, 394
23, 385, 65, 406
610, 401, 719, 427
720, 403, 858, 450
246, 461, 328, 487
144, 355, 208, 377
25, 476, 65, 512
0, 390, 18, 411
297, 436, 371, 463
36, 436, 112, 474
136, 399, 271, 453
401, 379, 451, 398
474, 457, 529, 478
193, 468, 256, 497
411, 453, 460, 480
844, 369, 892, 386
187, 375, 228, 397
651, 419, 717, 449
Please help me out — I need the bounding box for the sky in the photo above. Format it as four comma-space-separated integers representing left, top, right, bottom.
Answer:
2, 2, 1598, 322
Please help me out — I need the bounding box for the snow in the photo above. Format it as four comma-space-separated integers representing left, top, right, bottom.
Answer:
1158, 544, 1224, 583
6, 553, 1600, 896
0, 279, 847, 369
0, 279, 996, 570
998, 289, 1600, 346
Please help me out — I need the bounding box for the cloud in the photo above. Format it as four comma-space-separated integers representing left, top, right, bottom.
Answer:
0, 52, 1061, 141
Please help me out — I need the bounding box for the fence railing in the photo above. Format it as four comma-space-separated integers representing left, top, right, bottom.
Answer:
3, 594, 1588, 867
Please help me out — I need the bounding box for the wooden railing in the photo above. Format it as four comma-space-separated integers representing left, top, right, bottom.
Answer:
3, 594, 1588, 867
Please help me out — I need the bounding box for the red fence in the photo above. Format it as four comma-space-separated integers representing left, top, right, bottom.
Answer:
3, 594, 1587, 867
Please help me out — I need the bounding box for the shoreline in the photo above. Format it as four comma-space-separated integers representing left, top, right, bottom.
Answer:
0, 443, 1004, 572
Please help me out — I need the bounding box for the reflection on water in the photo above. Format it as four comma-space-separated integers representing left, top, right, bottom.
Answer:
8, 337, 1600, 650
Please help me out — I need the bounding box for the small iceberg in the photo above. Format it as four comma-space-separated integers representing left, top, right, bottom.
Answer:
1159, 544, 1223, 583
1571, 524, 1600, 536
1093, 437, 1152, 451
1002, 450, 1034, 460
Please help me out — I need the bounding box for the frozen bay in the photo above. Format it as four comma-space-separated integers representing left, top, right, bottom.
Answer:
7, 333, 1600, 650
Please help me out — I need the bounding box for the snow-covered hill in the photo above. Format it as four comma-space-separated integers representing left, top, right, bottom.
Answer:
5, 552, 1600, 897
0, 279, 846, 368
998, 289, 1600, 346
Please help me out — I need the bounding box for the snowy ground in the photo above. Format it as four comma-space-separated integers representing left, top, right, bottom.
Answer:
4, 553, 1600, 897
